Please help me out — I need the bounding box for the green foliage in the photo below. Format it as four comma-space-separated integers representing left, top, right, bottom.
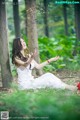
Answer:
38, 35, 80, 71
0, 88, 80, 120
9, 33, 80, 76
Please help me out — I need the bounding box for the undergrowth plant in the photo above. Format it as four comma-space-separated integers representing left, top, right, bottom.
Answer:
0, 88, 80, 120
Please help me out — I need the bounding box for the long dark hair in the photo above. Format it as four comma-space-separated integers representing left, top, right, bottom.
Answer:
12, 37, 28, 64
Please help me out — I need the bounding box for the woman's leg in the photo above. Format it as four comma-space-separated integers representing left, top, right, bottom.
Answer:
34, 72, 77, 91
65, 84, 77, 91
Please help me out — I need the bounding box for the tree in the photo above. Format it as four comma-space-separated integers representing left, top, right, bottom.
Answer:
43, 0, 49, 37
13, 0, 20, 37
63, 4, 68, 36
25, 0, 42, 75
0, 0, 12, 88
74, 4, 80, 54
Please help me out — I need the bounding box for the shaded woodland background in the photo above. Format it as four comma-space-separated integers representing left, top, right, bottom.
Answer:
0, 0, 80, 120
0, 0, 80, 88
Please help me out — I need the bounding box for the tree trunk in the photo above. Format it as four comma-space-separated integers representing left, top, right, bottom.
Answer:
73, 4, 80, 55
43, 0, 49, 37
63, 4, 68, 36
24, 0, 28, 36
25, 0, 42, 75
0, 0, 12, 88
13, 0, 20, 37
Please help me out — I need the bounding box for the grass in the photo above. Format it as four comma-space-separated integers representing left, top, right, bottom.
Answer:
0, 87, 80, 120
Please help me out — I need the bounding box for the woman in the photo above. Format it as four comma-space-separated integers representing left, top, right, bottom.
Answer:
12, 37, 77, 91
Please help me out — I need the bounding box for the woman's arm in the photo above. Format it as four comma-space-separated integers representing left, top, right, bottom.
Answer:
15, 50, 37, 67
15, 55, 33, 67
33, 56, 60, 69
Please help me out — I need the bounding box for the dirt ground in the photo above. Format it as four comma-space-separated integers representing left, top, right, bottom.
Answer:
54, 69, 80, 85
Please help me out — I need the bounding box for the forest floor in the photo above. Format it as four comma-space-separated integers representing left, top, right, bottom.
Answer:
53, 69, 80, 85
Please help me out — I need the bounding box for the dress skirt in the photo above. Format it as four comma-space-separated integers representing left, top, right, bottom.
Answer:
18, 72, 67, 90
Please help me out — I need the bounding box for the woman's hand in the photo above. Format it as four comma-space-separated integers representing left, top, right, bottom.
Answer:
31, 49, 37, 58
48, 56, 60, 63
52, 56, 60, 61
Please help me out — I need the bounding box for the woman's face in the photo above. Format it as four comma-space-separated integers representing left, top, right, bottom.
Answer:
20, 38, 27, 50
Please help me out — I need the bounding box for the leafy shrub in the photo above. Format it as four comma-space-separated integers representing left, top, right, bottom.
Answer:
38, 35, 80, 71
0, 88, 80, 120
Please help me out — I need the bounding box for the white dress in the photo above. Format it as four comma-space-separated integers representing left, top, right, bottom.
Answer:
17, 60, 67, 90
